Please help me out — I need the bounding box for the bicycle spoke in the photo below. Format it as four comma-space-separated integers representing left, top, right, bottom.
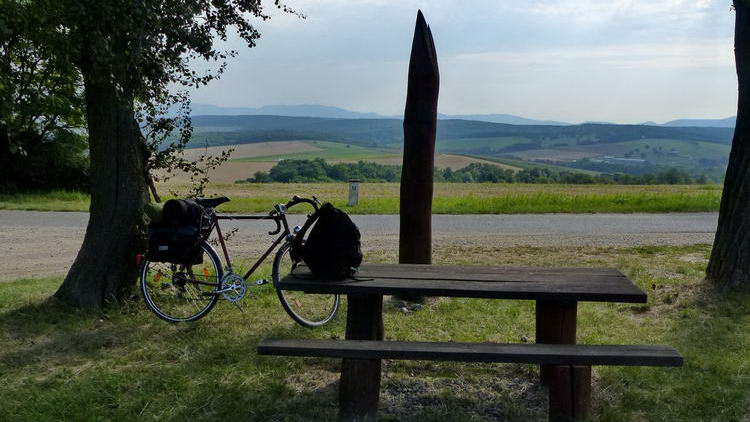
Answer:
273, 243, 339, 327
140, 242, 222, 322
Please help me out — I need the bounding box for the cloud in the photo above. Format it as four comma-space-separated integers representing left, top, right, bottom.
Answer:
523, 0, 716, 25
450, 40, 733, 71
190, 0, 736, 122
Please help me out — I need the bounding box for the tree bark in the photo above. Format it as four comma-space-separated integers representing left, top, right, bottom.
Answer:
54, 70, 148, 308
707, 1, 750, 289
0, 122, 10, 175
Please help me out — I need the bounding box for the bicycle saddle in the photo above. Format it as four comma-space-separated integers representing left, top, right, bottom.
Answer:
195, 196, 231, 209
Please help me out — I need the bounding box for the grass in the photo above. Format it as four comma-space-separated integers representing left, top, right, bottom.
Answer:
0, 183, 723, 214
232, 141, 398, 162
1, 244, 749, 421
0, 190, 90, 212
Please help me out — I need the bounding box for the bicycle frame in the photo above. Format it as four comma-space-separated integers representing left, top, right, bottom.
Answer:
207, 196, 319, 283
213, 213, 286, 281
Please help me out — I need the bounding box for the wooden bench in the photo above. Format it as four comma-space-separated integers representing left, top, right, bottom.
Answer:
258, 263, 684, 421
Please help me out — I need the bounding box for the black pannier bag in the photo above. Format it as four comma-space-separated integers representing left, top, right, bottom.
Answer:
146, 199, 209, 265
295, 202, 363, 280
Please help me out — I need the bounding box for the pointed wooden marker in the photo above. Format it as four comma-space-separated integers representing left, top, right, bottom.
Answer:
400, 10, 440, 273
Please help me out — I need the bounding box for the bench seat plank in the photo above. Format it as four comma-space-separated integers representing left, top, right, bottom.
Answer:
258, 339, 683, 367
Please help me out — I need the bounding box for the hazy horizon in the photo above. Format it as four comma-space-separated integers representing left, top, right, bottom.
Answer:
188, 0, 737, 125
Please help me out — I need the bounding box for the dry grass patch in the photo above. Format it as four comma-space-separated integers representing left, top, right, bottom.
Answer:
181, 141, 321, 160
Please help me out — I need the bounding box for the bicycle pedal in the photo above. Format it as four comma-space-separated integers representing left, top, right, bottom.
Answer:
254, 279, 269, 286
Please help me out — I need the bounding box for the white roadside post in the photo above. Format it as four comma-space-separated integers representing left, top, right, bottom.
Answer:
348, 179, 360, 207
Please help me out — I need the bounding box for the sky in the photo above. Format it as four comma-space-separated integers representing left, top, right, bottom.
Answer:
188, 0, 737, 124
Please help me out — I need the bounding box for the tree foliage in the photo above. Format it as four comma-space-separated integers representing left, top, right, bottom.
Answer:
2, 0, 296, 308
0, 1, 88, 190
242, 159, 707, 185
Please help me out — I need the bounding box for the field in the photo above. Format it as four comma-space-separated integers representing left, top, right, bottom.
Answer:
180, 115, 733, 178
1, 244, 748, 421
508, 138, 730, 168
232, 141, 397, 162
463, 155, 602, 175
162, 141, 520, 184
0, 183, 723, 214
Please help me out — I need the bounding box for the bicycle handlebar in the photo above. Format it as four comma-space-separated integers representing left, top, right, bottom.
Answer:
284, 195, 320, 212
213, 195, 320, 236
268, 212, 282, 235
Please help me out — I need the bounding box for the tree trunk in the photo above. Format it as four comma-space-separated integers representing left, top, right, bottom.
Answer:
0, 122, 10, 176
707, 2, 750, 290
54, 71, 148, 308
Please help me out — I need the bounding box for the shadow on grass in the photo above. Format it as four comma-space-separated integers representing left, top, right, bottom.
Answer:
596, 282, 750, 421
18, 280, 742, 421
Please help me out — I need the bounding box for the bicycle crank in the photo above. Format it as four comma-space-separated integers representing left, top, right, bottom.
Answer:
218, 273, 247, 303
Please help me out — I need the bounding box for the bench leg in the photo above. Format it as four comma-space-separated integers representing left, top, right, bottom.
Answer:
536, 301, 577, 386
339, 294, 384, 422
548, 365, 591, 422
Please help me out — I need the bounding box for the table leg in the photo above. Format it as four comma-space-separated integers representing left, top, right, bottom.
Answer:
536, 300, 577, 385
548, 365, 591, 422
339, 294, 384, 422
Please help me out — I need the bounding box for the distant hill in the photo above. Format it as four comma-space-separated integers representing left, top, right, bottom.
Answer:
661, 117, 736, 128
190, 103, 737, 128
190, 104, 570, 125
186, 115, 735, 179
438, 113, 568, 125
190, 103, 383, 119
188, 115, 734, 149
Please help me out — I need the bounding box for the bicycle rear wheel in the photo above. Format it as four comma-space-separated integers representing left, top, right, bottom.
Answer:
272, 242, 340, 328
140, 241, 223, 323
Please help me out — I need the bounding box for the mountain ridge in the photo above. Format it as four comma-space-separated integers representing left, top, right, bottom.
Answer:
189, 103, 736, 128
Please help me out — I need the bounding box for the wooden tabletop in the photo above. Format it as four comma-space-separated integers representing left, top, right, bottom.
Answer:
279, 263, 647, 303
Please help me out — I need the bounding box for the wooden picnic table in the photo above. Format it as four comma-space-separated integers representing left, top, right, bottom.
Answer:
261, 263, 682, 421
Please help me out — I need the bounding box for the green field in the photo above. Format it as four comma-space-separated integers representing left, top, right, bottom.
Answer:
1, 244, 747, 421
436, 136, 531, 153
544, 138, 730, 167
232, 141, 398, 162
431, 135, 730, 173
0, 184, 723, 214
459, 154, 602, 175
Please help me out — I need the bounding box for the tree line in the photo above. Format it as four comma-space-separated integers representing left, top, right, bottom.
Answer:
239, 158, 710, 185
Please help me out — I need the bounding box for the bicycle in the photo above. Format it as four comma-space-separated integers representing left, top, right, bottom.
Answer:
139, 195, 340, 327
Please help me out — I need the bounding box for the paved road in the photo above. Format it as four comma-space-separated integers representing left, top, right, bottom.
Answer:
0, 210, 719, 234
0, 210, 718, 281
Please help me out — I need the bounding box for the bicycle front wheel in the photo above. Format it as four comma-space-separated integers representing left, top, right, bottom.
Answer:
140, 241, 223, 323
272, 242, 340, 328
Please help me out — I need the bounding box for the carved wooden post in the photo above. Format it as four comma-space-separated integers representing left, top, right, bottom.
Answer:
399, 10, 439, 276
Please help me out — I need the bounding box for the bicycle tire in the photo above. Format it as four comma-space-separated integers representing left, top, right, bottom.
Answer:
272, 242, 340, 328
140, 241, 223, 323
